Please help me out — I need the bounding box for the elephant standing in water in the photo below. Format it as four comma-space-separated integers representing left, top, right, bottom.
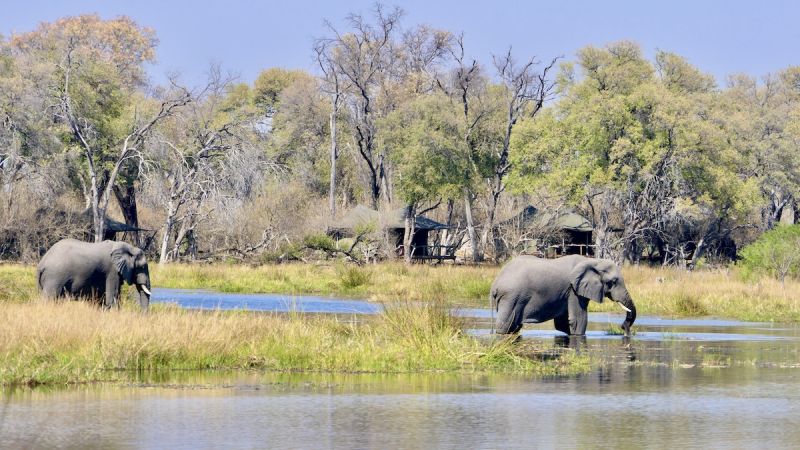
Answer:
37, 239, 152, 310
491, 255, 636, 336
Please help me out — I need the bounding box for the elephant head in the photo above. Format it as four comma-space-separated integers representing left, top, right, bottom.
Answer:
111, 243, 152, 310
570, 259, 637, 336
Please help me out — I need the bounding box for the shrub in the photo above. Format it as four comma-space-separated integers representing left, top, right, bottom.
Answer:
260, 242, 303, 263
303, 233, 336, 252
672, 292, 708, 316
337, 265, 372, 289
739, 225, 800, 284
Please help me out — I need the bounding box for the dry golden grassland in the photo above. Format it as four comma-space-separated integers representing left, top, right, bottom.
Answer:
617, 265, 800, 322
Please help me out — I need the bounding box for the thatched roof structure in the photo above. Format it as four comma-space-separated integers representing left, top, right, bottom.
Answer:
79, 209, 147, 233
501, 206, 593, 232
330, 204, 448, 234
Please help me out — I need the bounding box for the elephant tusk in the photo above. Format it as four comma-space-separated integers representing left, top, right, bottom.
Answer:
617, 302, 632, 313
140, 285, 152, 296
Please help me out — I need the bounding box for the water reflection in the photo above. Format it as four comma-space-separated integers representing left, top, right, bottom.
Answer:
154, 288, 381, 315
3, 358, 800, 449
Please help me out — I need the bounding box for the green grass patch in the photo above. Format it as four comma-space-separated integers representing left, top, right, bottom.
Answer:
603, 325, 636, 336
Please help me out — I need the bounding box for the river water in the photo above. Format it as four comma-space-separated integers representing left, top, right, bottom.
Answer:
2, 289, 800, 449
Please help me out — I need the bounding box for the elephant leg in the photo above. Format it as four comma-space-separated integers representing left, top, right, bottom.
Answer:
495, 297, 524, 334
554, 312, 570, 335
104, 275, 121, 309
38, 278, 58, 298
567, 293, 590, 335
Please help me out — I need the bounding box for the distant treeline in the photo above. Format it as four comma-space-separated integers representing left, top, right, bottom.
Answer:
1, 7, 798, 265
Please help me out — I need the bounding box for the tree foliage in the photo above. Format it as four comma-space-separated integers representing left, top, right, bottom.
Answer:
1, 10, 799, 267
739, 225, 800, 283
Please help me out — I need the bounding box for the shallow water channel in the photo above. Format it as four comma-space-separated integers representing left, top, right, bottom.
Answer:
3, 289, 800, 448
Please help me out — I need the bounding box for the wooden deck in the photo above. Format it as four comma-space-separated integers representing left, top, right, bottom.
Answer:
408, 244, 457, 261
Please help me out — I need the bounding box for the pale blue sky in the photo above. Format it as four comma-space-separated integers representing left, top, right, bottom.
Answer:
3, 0, 799, 87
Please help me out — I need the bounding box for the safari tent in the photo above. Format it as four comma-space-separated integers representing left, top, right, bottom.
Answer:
495, 205, 594, 258
328, 205, 450, 258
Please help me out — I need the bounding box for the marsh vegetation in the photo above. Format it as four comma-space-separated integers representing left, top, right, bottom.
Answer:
1, 260, 798, 385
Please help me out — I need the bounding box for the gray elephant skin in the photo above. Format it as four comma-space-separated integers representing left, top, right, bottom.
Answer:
37, 239, 152, 310
491, 255, 636, 336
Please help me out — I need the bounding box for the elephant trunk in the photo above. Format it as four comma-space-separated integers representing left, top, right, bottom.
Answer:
136, 284, 151, 311
618, 294, 636, 337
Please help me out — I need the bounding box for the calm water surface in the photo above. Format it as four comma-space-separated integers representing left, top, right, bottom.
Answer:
2, 289, 800, 449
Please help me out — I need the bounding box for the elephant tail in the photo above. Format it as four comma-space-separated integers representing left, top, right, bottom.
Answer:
37, 266, 44, 291
489, 286, 499, 335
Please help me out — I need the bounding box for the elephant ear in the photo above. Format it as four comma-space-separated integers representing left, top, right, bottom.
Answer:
570, 263, 605, 302
111, 246, 135, 284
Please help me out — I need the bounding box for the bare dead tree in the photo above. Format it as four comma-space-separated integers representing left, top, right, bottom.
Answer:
319, 4, 403, 208
481, 49, 559, 260
145, 68, 270, 263
314, 40, 349, 218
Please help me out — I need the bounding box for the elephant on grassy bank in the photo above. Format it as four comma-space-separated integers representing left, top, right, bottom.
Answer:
37, 239, 152, 310
490, 255, 636, 336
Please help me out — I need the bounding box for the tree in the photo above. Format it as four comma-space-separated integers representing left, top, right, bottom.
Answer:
0, 35, 62, 210
253, 67, 309, 120
436, 34, 491, 262
267, 70, 331, 196
314, 40, 349, 217
382, 93, 467, 263
510, 42, 757, 264
8, 15, 190, 242
740, 225, 800, 285
147, 68, 269, 263
718, 68, 800, 231
319, 4, 403, 208
481, 49, 558, 260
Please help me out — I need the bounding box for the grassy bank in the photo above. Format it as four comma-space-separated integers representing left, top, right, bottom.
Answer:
0, 299, 587, 385
618, 266, 800, 322
3, 262, 800, 321
153, 262, 495, 303
154, 263, 800, 322
3, 262, 799, 322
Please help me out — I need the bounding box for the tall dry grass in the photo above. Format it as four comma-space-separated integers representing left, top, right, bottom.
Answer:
618, 266, 800, 322
0, 298, 585, 385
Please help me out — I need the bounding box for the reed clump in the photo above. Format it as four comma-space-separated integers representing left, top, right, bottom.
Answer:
0, 298, 586, 385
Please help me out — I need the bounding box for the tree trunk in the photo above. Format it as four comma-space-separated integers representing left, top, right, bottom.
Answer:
171, 218, 191, 262
379, 153, 391, 205
113, 184, 140, 246
464, 190, 482, 262
328, 94, 339, 218
403, 204, 416, 265
481, 186, 501, 262
687, 236, 706, 271
594, 222, 613, 261
158, 207, 175, 264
